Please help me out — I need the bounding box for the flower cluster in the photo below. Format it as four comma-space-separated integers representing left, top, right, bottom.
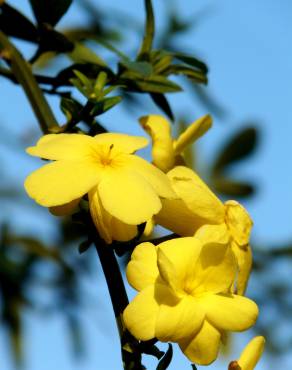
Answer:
24, 114, 264, 368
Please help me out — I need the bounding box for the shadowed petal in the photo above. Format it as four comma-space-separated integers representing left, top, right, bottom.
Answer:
126, 155, 177, 199
98, 171, 161, 225
126, 243, 159, 291
179, 320, 221, 365
168, 166, 225, 223
123, 285, 159, 341
156, 295, 204, 342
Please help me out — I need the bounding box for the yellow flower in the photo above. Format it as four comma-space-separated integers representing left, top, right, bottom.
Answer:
155, 166, 253, 294
24, 133, 176, 243
139, 114, 212, 172
123, 237, 258, 365
228, 336, 265, 370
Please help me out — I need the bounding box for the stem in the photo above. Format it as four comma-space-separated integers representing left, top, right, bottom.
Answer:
0, 31, 59, 134
94, 240, 129, 336
90, 225, 144, 369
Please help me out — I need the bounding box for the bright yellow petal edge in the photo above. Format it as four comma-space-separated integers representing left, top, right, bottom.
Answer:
228, 336, 265, 370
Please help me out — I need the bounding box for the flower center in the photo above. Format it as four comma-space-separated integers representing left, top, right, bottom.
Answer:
100, 144, 114, 165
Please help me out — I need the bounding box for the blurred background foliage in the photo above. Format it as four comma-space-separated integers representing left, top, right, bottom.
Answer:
0, 0, 292, 369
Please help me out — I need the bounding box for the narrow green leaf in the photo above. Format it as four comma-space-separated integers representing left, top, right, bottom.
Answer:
156, 344, 173, 370
150, 93, 174, 121
0, 3, 38, 43
0, 31, 59, 133
94, 38, 129, 61
120, 60, 153, 77
91, 96, 122, 116
191, 365, 198, 370
125, 75, 182, 93
138, 0, 155, 59
69, 42, 107, 66
166, 65, 207, 84
60, 97, 82, 121
78, 240, 92, 254
153, 55, 173, 74
29, 0, 72, 26
213, 127, 258, 173
94, 72, 108, 94
173, 52, 208, 74
72, 70, 92, 89
213, 177, 255, 198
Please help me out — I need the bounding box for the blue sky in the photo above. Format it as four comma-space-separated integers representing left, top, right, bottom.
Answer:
1, 0, 292, 369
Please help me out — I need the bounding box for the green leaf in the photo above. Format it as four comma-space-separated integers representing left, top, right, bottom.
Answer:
213, 127, 258, 173
153, 55, 173, 74
173, 52, 208, 74
0, 31, 59, 133
69, 42, 107, 66
91, 96, 122, 116
156, 344, 173, 370
150, 93, 174, 121
60, 97, 82, 121
138, 0, 155, 59
0, 3, 38, 43
38, 26, 74, 54
29, 0, 73, 26
120, 60, 153, 77
54, 63, 114, 88
213, 177, 255, 198
126, 75, 182, 93
166, 65, 207, 84
78, 240, 92, 254
94, 72, 108, 94
191, 365, 198, 370
7, 236, 61, 262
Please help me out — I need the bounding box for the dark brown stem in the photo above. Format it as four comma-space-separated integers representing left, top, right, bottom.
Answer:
89, 224, 144, 369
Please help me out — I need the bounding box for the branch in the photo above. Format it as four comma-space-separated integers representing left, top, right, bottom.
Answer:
0, 31, 59, 134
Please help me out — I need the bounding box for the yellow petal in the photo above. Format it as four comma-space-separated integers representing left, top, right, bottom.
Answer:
89, 187, 112, 243
24, 160, 100, 207
225, 200, 253, 247
199, 294, 258, 332
155, 198, 208, 236
195, 223, 230, 245
49, 198, 81, 216
237, 336, 265, 370
126, 242, 159, 291
191, 242, 236, 295
98, 171, 161, 225
89, 189, 137, 244
94, 132, 148, 153
179, 320, 221, 365
139, 115, 175, 172
231, 242, 253, 295
123, 285, 159, 341
168, 166, 225, 223
110, 216, 138, 242
174, 115, 212, 155
156, 295, 204, 342
158, 237, 203, 289
143, 218, 155, 237
26, 134, 98, 160
126, 155, 177, 199
157, 247, 181, 295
